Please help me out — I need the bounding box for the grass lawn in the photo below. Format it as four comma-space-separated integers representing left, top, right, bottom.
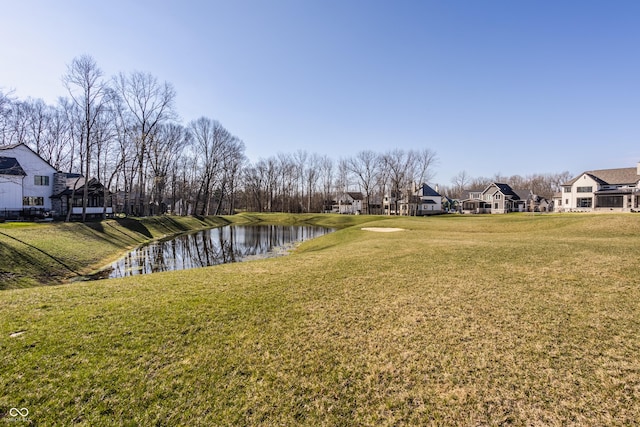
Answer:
0, 216, 234, 289
1, 213, 639, 425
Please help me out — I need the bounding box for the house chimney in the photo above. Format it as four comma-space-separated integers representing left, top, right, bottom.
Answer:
637, 161, 640, 176
53, 172, 68, 195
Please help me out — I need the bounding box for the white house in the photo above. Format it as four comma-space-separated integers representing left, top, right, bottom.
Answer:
0, 143, 57, 218
406, 183, 443, 215
557, 164, 640, 212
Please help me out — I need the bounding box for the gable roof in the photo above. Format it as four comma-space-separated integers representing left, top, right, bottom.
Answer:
513, 190, 531, 201
0, 156, 26, 176
52, 178, 109, 198
565, 167, 639, 186
483, 183, 520, 200
346, 192, 364, 200
416, 183, 441, 197
0, 143, 57, 173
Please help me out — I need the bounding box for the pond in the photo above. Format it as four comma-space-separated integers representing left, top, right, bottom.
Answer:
104, 224, 334, 279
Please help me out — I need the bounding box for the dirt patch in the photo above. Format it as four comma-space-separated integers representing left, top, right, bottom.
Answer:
361, 227, 405, 233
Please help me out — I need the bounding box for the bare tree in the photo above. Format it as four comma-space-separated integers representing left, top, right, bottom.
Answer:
147, 123, 189, 214
319, 155, 334, 212
41, 101, 73, 171
304, 153, 322, 212
218, 136, 246, 215
189, 117, 240, 216
382, 149, 415, 215
0, 90, 14, 144
347, 150, 379, 214
277, 153, 295, 212
63, 54, 111, 222
3, 99, 30, 145
113, 71, 176, 216
451, 170, 471, 199
415, 148, 439, 185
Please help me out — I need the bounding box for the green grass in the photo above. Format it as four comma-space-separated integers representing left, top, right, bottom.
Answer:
0, 216, 238, 289
1, 213, 640, 425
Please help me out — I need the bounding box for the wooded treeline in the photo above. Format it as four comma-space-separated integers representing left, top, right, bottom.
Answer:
0, 55, 570, 219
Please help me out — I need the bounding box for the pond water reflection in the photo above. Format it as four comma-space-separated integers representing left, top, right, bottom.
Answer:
106, 225, 334, 278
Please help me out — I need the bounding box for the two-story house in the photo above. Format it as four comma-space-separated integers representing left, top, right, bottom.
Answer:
557, 164, 640, 212
460, 183, 527, 214
334, 192, 364, 214
0, 143, 57, 219
397, 183, 443, 216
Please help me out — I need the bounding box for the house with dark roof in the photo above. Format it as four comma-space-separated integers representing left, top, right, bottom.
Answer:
0, 143, 57, 218
0, 156, 27, 217
0, 143, 114, 220
51, 176, 114, 219
557, 164, 640, 212
395, 183, 443, 216
334, 191, 364, 214
460, 183, 527, 214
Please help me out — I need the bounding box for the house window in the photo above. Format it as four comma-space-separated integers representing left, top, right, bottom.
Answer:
34, 175, 50, 186
577, 186, 593, 193
23, 196, 44, 206
564, 187, 571, 193
494, 203, 499, 209
495, 194, 501, 200
577, 198, 592, 208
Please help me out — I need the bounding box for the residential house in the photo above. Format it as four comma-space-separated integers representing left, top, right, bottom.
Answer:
51, 175, 114, 219
334, 192, 364, 214
0, 143, 114, 220
383, 191, 402, 215
460, 183, 527, 214
398, 183, 443, 216
0, 143, 57, 219
528, 194, 551, 212
557, 164, 640, 212
460, 188, 491, 214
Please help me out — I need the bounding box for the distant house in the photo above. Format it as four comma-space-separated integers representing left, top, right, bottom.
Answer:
0, 143, 57, 219
384, 183, 443, 216
460, 183, 527, 214
528, 194, 551, 212
334, 192, 364, 214
51, 175, 113, 219
0, 143, 114, 220
398, 183, 443, 216
557, 164, 640, 212
460, 188, 490, 214
383, 191, 402, 215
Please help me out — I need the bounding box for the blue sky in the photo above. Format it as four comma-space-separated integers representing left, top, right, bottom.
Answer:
1, 0, 639, 186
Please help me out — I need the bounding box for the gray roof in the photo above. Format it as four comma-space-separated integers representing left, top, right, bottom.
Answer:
416, 183, 441, 197
0, 156, 26, 176
566, 167, 639, 186
346, 192, 364, 200
0, 143, 23, 150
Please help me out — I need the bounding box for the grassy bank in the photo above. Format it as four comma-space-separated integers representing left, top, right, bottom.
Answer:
0, 215, 234, 289
0, 213, 371, 289
1, 214, 640, 424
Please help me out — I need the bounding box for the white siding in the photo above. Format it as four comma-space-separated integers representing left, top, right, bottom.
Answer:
0, 175, 24, 210
566, 174, 598, 211
0, 145, 56, 210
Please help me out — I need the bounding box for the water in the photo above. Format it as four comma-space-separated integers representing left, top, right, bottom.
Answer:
105, 224, 334, 278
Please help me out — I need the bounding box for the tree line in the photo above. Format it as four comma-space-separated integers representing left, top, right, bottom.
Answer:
0, 55, 570, 220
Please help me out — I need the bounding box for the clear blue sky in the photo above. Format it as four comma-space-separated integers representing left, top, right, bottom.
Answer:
1, 0, 639, 186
